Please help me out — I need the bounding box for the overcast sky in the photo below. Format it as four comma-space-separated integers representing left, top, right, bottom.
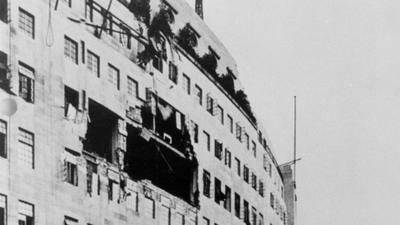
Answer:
195, 0, 400, 224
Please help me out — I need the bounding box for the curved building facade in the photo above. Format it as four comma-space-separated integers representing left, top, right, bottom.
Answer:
0, 0, 290, 225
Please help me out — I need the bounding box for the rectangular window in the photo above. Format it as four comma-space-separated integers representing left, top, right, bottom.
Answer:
203, 170, 211, 198
258, 181, 264, 197
87, 50, 100, 76
224, 186, 231, 212
258, 131, 262, 144
64, 86, 79, 118
64, 36, 78, 64
0, 194, 6, 225
18, 8, 34, 39
127, 77, 138, 98
214, 177, 222, 204
108, 64, 120, 90
153, 55, 163, 72
216, 105, 223, 124
18, 128, 34, 169
65, 160, 78, 186
108, 179, 118, 201
18, 201, 34, 225
252, 141, 257, 157
235, 157, 241, 176
168, 62, 178, 84
243, 166, 249, 183
270, 193, 274, 208
18, 62, 35, 103
245, 133, 250, 150
234, 193, 240, 218
235, 123, 242, 141
259, 213, 264, 225
203, 131, 210, 151
243, 200, 249, 224
194, 85, 202, 105
206, 93, 213, 114
227, 115, 233, 133
203, 217, 210, 225
192, 121, 199, 143
127, 191, 139, 212
252, 207, 257, 225
214, 140, 222, 160
0, 0, 8, 23
0, 120, 7, 158
251, 173, 257, 190
182, 74, 190, 95
224, 149, 231, 168
86, 160, 97, 195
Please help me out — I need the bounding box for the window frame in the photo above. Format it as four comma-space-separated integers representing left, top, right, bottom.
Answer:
18, 128, 34, 169
18, 8, 35, 39
87, 50, 100, 77
127, 76, 138, 98
194, 84, 203, 105
182, 73, 190, 95
64, 35, 78, 64
107, 63, 120, 90
0, 120, 7, 158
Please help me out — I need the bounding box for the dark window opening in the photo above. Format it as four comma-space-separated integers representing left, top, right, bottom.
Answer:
84, 99, 119, 163
234, 193, 241, 218
0, 120, 7, 158
64, 85, 79, 117
203, 170, 210, 198
244, 200, 250, 224
0, 0, 7, 23
124, 124, 199, 207
224, 185, 231, 211
214, 140, 222, 160
169, 62, 178, 84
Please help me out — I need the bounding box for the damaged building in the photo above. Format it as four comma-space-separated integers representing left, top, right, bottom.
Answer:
0, 0, 291, 225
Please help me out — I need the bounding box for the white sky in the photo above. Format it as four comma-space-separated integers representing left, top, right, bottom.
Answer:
195, 0, 400, 224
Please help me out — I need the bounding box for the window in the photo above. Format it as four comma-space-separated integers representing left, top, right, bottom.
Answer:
235, 157, 241, 176
251, 173, 257, 190
191, 121, 199, 143
206, 93, 214, 114
87, 50, 100, 76
108, 179, 118, 201
18, 62, 35, 103
214, 140, 222, 160
203, 131, 210, 151
216, 105, 224, 124
252, 141, 257, 157
235, 123, 242, 141
0, 0, 8, 23
258, 213, 264, 225
227, 115, 233, 133
243, 200, 249, 224
65, 160, 78, 186
64, 86, 79, 118
153, 55, 163, 72
64, 36, 78, 64
0, 120, 7, 158
18, 201, 34, 225
194, 85, 202, 105
127, 191, 139, 212
224, 149, 231, 168
258, 181, 264, 197
268, 163, 272, 177
252, 207, 257, 225
127, 77, 138, 98
168, 62, 178, 84
243, 166, 249, 183
18, 8, 34, 39
182, 74, 190, 95
258, 131, 262, 144
107, 64, 120, 90
86, 160, 98, 196
270, 193, 274, 208
18, 128, 34, 169
224, 186, 231, 211
203, 217, 210, 225
203, 170, 211, 198
0, 194, 6, 225
234, 193, 241, 218
245, 133, 250, 150
214, 177, 222, 204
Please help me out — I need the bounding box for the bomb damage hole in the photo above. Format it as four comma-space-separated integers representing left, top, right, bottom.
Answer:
125, 125, 199, 206
84, 99, 119, 163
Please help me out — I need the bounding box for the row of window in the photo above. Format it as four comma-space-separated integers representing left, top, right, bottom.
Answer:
0, 120, 35, 168
0, 194, 34, 225
202, 169, 266, 225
